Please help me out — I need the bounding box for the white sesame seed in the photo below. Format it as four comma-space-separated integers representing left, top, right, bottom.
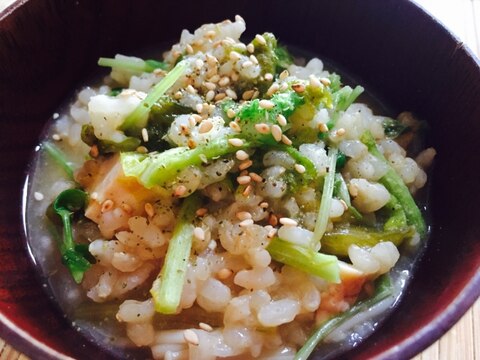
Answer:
229, 121, 241, 132
252, 90, 260, 100
136, 146, 148, 153
208, 240, 217, 250
276, 114, 287, 127
188, 116, 196, 127
239, 160, 253, 171
191, 114, 202, 123
264, 73, 273, 81
279, 82, 288, 92
279, 217, 298, 226
340, 199, 349, 211
195, 103, 204, 113
294, 164, 306, 174
217, 268, 232, 279
237, 175, 251, 185
259, 100, 274, 109
266, 83, 280, 97
242, 89, 255, 100
144, 203, 155, 217
199, 322, 213, 332
206, 54, 217, 65
236, 211, 252, 221
52, 134, 61, 141
90, 192, 98, 200
281, 134, 292, 145
247, 43, 255, 53
235, 43, 247, 51
52, 112, 59, 119
226, 89, 237, 100
255, 34, 266, 45
242, 60, 253, 69
199, 119, 214, 134
249, 54, 259, 65
230, 51, 241, 61
336, 128, 346, 136
320, 77, 331, 86
236, 150, 249, 161
214, 92, 226, 101
239, 218, 254, 227
271, 124, 282, 142
204, 81, 216, 90
259, 201, 269, 208
279, 70, 289, 80
183, 329, 199, 346
34, 192, 44, 201
309, 74, 322, 88
292, 83, 305, 93
227, 108, 236, 119
186, 85, 197, 94
209, 74, 220, 83
254, 123, 270, 134
249, 172, 263, 182
141, 128, 149, 142
193, 227, 205, 241
186, 44, 194, 54
218, 76, 230, 87
205, 90, 215, 102
243, 184, 253, 196
318, 123, 329, 133
174, 91, 183, 100
228, 138, 244, 147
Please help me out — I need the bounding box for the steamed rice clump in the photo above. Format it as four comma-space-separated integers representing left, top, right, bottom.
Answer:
44, 16, 435, 360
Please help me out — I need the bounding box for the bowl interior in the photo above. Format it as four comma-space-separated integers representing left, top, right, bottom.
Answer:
0, 0, 479, 359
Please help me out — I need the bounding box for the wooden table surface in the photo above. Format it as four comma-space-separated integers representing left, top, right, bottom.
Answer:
0, 0, 479, 359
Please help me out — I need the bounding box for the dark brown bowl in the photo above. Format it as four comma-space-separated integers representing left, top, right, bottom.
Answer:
1, 0, 479, 359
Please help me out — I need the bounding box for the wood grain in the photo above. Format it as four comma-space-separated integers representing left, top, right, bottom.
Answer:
0, 0, 478, 359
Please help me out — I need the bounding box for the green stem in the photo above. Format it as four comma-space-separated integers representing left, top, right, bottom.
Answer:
313, 147, 338, 246
120, 60, 187, 130
42, 142, 74, 179
267, 237, 340, 283
151, 193, 201, 314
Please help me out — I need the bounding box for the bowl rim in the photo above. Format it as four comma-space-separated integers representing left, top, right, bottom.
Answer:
1, 0, 479, 359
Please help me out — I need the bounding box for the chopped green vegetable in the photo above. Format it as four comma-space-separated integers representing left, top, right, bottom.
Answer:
251, 32, 293, 76
81, 125, 141, 153
42, 142, 75, 180
109, 87, 124, 97
276, 144, 317, 181
321, 226, 414, 256
267, 237, 340, 283
52, 189, 91, 283
361, 131, 426, 236
382, 195, 408, 231
333, 173, 363, 220
313, 147, 338, 246
295, 274, 393, 360
383, 117, 408, 139
336, 151, 347, 169
332, 85, 364, 112
120, 60, 187, 131
98, 56, 168, 73
150, 193, 201, 314
121, 137, 251, 188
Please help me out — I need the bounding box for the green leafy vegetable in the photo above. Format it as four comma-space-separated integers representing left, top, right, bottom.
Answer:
361, 131, 426, 236
150, 193, 201, 314
313, 147, 338, 245
52, 189, 91, 283
383, 117, 408, 139
121, 137, 251, 188
332, 85, 364, 112
98, 56, 168, 73
42, 142, 74, 180
267, 237, 340, 283
81, 125, 141, 154
120, 60, 187, 131
382, 195, 408, 231
295, 274, 393, 360
109, 87, 124, 97
252, 32, 293, 76
321, 226, 414, 256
